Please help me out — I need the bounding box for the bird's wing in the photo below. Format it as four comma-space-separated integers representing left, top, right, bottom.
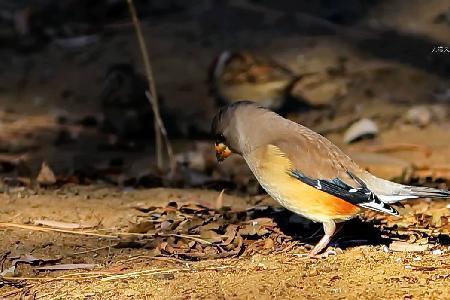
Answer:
289, 168, 398, 215
273, 123, 398, 215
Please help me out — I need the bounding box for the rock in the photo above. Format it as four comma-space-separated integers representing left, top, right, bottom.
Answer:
429, 104, 448, 122
405, 106, 432, 127
432, 249, 443, 255
289, 75, 347, 107
343, 118, 378, 143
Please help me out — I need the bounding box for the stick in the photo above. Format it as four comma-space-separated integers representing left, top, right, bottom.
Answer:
145, 91, 176, 175
68, 245, 113, 256
0, 223, 118, 239
126, 0, 175, 173
0, 223, 211, 244
100, 265, 233, 282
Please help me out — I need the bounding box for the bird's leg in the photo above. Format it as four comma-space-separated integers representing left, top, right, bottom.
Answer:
308, 221, 339, 258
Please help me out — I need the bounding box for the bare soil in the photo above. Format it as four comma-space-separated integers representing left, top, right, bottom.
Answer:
1, 188, 450, 299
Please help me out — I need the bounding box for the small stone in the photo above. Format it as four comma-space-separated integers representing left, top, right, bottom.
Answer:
432, 249, 443, 255
344, 118, 378, 143
289, 75, 348, 107
429, 105, 448, 122
405, 106, 432, 127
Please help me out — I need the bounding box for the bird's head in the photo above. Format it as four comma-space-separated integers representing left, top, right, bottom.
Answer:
211, 101, 275, 162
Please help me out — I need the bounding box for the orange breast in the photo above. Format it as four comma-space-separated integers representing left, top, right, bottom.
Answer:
244, 145, 360, 222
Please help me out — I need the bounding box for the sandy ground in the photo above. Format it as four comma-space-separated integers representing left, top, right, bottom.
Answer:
0, 187, 450, 299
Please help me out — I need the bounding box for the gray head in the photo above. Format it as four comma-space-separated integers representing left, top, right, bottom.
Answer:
211, 101, 280, 161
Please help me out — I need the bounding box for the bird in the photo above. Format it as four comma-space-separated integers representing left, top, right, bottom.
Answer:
209, 51, 299, 111
211, 101, 450, 258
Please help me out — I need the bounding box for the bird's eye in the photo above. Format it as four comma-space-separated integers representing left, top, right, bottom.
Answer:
215, 133, 225, 144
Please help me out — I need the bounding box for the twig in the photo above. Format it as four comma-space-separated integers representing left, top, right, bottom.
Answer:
100, 265, 233, 282
126, 0, 175, 174
145, 91, 176, 175
117, 255, 187, 265
68, 245, 113, 256
2, 266, 235, 283
0, 223, 118, 239
2, 272, 112, 282
0, 222, 212, 244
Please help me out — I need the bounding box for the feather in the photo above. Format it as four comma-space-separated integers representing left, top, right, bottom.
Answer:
290, 170, 399, 216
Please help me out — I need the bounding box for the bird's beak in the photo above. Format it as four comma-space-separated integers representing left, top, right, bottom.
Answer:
215, 142, 232, 162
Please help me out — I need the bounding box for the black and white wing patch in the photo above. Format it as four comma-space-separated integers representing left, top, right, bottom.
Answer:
290, 170, 399, 216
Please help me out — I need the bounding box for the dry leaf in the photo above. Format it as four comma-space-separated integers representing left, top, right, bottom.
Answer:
34, 219, 95, 229
263, 238, 275, 249
215, 189, 225, 209
128, 221, 155, 233
389, 241, 429, 252
36, 161, 56, 186
200, 230, 223, 243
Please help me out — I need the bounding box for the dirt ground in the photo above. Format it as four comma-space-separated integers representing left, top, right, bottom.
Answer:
1, 0, 450, 299
1, 188, 450, 299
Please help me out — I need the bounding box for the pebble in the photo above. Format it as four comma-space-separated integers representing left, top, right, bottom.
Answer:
432, 249, 443, 255
406, 106, 432, 127
344, 118, 378, 143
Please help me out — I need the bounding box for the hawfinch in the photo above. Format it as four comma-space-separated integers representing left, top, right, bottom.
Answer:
212, 101, 450, 257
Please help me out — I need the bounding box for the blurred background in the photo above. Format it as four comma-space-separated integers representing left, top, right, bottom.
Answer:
1, 2, 450, 297
0, 0, 449, 193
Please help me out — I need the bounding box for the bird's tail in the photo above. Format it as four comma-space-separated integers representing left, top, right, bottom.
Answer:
403, 185, 450, 199
378, 184, 450, 203
363, 173, 450, 203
